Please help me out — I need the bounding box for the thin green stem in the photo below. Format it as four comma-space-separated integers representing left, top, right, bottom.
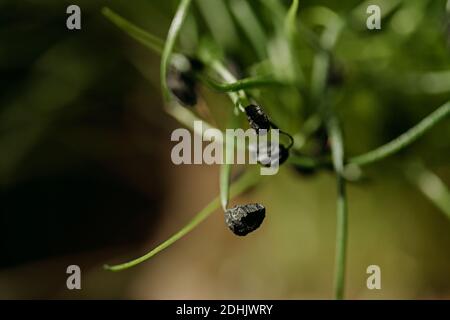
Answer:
285, 0, 300, 36
334, 172, 348, 300
309, 13, 348, 299
405, 161, 450, 220
229, 0, 268, 60
199, 74, 283, 92
284, 0, 305, 86
220, 162, 232, 211
210, 60, 249, 111
326, 115, 348, 300
311, 50, 330, 104
104, 169, 260, 272
161, 0, 193, 102
349, 102, 450, 166
165, 105, 220, 141
220, 111, 240, 211
290, 102, 450, 169
102, 7, 164, 55
102, 8, 264, 107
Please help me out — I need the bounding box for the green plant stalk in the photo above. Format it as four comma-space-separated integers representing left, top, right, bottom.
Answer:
101, 9, 261, 153
334, 172, 348, 300
102, 9, 276, 97
104, 169, 260, 271
309, 15, 348, 299
199, 74, 283, 92
210, 60, 250, 111
289, 101, 450, 169
220, 161, 232, 211
220, 111, 240, 211
285, 0, 299, 35
102, 7, 164, 54
350, 101, 450, 166
196, 0, 238, 51
229, 0, 268, 60
284, 0, 305, 85
160, 0, 193, 102
327, 115, 348, 300
405, 161, 450, 220
311, 51, 330, 104
166, 105, 219, 140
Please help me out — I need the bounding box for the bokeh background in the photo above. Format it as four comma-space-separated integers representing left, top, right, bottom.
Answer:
1, 0, 450, 299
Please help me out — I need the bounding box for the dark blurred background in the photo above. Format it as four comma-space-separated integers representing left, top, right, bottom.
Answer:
0, 0, 449, 299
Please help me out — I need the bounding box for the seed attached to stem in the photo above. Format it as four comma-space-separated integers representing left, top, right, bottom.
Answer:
245, 104, 271, 133
167, 57, 202, 107
167, 68, 197, 106
225, 203, 266, 236
271, 144, 290, 167
250, 142, 290, 168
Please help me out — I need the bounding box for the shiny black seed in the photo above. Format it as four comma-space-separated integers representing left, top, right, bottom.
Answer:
245, 104, 271, 133
167, 66, 197, 106
188, 57, 204, 72
278, 145, 290, 165
259, 144, 290, 167
225, 203, 265, 236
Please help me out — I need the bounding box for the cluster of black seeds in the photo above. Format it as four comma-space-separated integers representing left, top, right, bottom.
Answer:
225, 203, 266, 236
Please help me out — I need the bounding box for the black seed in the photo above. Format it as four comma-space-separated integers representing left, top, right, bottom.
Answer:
225, 203, 265, 236
167, 66, 197, 106
259, 144, 290, 168
188, 57, 204, 72
245, 104, 271, 133
167, 56, 201, 107
278, 145, 290, 165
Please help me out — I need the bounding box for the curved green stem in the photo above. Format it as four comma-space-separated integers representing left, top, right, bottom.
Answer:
349, 102, 450, 166
210, 60, 249, 111
405, 161, 450, 220
199, 74, 283, 92
326, 115, 348, 300
220, 162, 232, 211
285, 0, 300, 35
104, 169, 260, 272
160, 0, 193, 102
220, 111, 240, 211
290, 102, 450, 170
102, 7, 264, 107
229, 0, 267, 60
102, 7, 164, 54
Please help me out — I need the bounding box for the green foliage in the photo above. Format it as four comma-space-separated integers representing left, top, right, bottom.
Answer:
100, 0, 450, 300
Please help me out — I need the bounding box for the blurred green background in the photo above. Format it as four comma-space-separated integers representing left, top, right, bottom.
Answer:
0, 0, 449, 299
